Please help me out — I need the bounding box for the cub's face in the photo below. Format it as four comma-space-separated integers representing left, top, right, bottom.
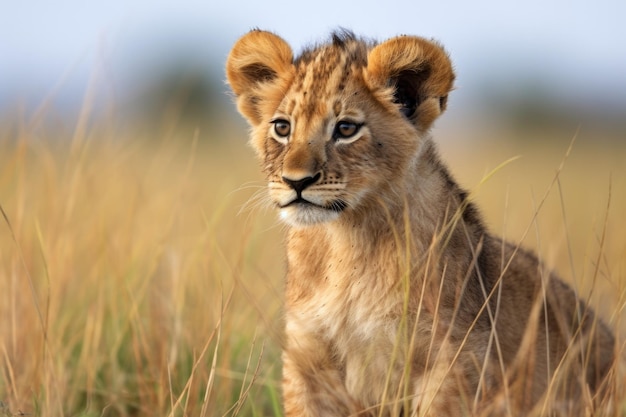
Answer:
227, 31, 454, 227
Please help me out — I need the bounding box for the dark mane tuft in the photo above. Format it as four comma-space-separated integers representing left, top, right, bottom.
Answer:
295, 29, 371, 66
331, 28, 357, 47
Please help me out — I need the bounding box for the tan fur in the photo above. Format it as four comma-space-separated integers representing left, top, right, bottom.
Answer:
226, 30, 617, 416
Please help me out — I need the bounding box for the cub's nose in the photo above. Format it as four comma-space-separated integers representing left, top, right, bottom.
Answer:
282, 172, 321, 194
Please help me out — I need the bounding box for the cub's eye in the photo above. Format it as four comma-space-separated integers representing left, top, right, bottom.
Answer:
333, 121, 362, 140
272, 119, 291, 138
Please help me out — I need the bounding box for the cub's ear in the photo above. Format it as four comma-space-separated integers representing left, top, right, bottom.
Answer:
366, 36, 455, 131
226, 30, 294, 126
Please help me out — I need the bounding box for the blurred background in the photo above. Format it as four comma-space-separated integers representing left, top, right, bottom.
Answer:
2, 0, 625, 138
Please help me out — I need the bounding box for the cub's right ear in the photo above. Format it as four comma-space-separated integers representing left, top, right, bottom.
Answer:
226, 30, 294, 126
366, 36, 454, 132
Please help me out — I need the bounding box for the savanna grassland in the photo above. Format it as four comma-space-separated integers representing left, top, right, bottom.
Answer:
0, 114, 624, 416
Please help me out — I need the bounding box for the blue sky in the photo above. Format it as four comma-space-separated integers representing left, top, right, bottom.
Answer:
2, 0, 625, 117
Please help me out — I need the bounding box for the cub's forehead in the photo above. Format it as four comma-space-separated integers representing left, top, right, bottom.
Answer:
282, 32, 372, 117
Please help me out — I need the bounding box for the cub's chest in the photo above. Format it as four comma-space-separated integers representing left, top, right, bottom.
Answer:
287, 255, 421, 405
288, 251, 405, 348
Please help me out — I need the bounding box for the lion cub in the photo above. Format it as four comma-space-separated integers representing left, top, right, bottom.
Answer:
226, 30, 616, 416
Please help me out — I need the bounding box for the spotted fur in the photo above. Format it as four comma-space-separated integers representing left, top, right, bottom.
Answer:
226, 30, 616, 416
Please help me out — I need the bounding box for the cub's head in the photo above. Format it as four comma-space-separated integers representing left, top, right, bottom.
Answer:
226, 30, 454, 227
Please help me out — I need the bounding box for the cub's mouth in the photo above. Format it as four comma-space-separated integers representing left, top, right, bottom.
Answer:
280, 198, 348, 213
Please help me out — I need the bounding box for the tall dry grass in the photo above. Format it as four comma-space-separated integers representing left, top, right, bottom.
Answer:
0, 115, 624, 416
0, 119, 285, 416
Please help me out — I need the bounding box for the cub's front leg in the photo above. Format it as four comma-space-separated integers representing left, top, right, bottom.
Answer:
282, 323, 366, 416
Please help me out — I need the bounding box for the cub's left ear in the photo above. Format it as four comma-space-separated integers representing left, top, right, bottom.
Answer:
226, 30, 294, 126
367, 36, 455, 131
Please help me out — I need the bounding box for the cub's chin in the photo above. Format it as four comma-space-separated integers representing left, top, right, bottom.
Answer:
279, 202, 342, 227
